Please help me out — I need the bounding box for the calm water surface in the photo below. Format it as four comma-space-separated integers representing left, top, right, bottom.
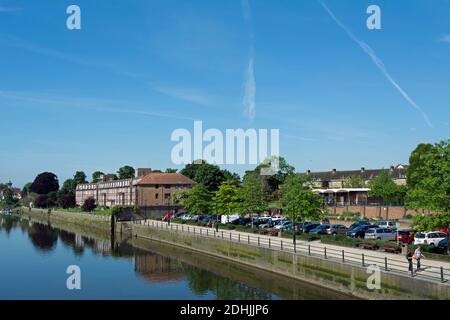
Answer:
0, 215, 353, 300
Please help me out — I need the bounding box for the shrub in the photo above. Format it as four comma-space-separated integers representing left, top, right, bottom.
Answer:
81, 198, 96, 212
403, 213, 413, 220
59, 194, 76, 209
34, 194, 50, 208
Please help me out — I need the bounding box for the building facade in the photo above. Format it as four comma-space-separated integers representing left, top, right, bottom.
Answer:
306, 165, 408, 206
75, 168, 193, 207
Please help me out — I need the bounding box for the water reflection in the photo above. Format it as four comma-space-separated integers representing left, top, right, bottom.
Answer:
0, 215, 354, 300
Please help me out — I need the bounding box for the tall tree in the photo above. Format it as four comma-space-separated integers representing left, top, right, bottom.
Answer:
240, 172, 268, 218
244, 156, 295, 198
212, 180, 242, 216
407, 140, 450, 213
92, 171, 104, 183
180, 161, 232, 191
29, 172, 59, 195
21, 182, 32, 198
407, 143, 434, 189
165, 168, 178, 173
280, 174, 324, 243
117, 165, 135, 179
368, 170, 401, 205
181, 184, 212, 215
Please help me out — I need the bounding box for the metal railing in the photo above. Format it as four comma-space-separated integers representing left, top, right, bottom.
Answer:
131, 219, 450, 284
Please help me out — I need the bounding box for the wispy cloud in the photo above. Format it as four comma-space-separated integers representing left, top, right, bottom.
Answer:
151, 84, 212, 106
319, 1, 433, 128
243, 51, 256, 121
242, 0, 256, 121
0, 6, 21, 13
439, 34, 450, 43
0, 90, 194, 121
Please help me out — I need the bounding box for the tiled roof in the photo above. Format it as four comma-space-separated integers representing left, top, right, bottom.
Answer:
305, 165, 408, 181
136, 172, 194, 185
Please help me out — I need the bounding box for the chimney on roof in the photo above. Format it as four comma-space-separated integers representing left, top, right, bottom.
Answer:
135, 168, 152, 178
361, 167, 365, 173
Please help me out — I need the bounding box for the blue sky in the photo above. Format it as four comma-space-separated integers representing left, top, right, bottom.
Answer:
0, 0, 449, 187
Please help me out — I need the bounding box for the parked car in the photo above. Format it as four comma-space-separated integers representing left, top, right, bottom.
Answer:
231, 217, 252, 226
327, 224, 348, 235
309, 224, 330, 235
348, 220, 371, 230
376, 220, 397, 229
414, 231, 448, 247
437, 237, 449, 252
258, 219, 275, 229
364, 228, 397, 241
346, 225, 378, 238
273, 220, 292, 231
396, 229, 416, 244
181, 214, 192, 221
302, 223, 320, 233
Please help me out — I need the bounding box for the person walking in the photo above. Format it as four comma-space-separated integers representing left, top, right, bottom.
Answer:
406, 249, 414, 275
414, 247, 425, 272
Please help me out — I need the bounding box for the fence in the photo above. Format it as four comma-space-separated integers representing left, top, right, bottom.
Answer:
130, 219, 450, 284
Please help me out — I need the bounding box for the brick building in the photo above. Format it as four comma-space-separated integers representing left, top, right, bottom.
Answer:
305, 165, 408, 206
75, 168, 193, 208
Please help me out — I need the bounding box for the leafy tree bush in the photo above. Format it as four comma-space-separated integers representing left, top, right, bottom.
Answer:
117, 165, 135, 179
30, 172, 59, 195
34, 194, 50, 208
81, 198, 96, 212
59, 194, 76, 209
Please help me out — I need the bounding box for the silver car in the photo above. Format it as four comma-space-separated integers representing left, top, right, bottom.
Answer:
327, 224, 348, 235
364, 228, 396, 241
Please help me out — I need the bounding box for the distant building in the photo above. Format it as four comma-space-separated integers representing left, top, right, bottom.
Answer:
0, 181, 22, 201
305, 165, 408, 206
75, 168, 193, 207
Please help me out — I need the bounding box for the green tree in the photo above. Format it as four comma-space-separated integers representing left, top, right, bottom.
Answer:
92, 171, 104, 183
280, 174, 324, 243
117, 165, 135, 179
212, 180, 242, 217
240, 172, 268, 222
0, 187, 19, 209
407, 140, 450, 213
21, 182, 32, 198
368, 170, 400, 205
244, 156, 295, 198
343, 174, 364, 188
407, 143, 434, 189
182, 184, 212, 215
165, 168, 178, 173
180, 161, 231, 191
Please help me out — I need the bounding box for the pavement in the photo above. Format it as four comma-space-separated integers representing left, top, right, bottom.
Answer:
135, 219, 450, 284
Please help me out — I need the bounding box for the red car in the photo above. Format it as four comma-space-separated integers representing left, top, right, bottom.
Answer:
396, 229, 416, 244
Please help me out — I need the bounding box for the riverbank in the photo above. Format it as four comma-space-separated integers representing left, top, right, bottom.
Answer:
24, 208, 450, 300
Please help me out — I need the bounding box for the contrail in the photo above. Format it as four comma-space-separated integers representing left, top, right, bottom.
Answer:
319, 1, 433, 128
242, 0, 256, 121
243, 48, 256, 121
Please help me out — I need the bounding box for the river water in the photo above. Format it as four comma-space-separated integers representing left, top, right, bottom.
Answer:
0, 215, 354, 300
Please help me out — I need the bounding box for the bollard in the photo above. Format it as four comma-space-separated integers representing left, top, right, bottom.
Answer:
248, 235, 250, 244
230, 233, 232, 241
238, 234, 240, 242
441, 267, 445, 283
269, 238, 271, 248
258, 237, 260, 247
324, 247, 327, 259
222, 231, 224, 239
385, 257, 388, 271
308, 245, 311, 256
281, 240, 283, 251
342, 250, 345, 262
362, 254, 365, 267
294, 242, 296, 253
